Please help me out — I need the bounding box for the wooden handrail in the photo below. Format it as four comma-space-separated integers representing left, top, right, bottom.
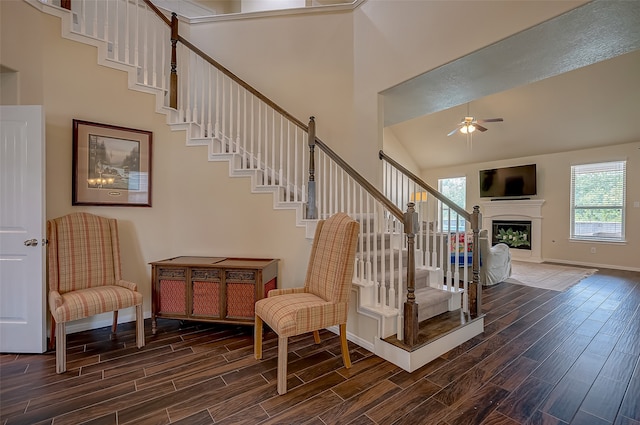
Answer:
379, 150, 471, 221
142, 0, 171, 26
141, 1, 399, 224
176, 35, 309, 132
141, 0, 308, 132
316, 139, 404, 221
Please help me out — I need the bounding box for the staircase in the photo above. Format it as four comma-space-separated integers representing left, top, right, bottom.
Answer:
358, 228, 461, 324
26, 0, 484, 372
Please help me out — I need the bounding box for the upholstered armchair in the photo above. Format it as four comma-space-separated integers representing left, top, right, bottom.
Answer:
254, 212, 359, 395
479, 229, 512, 286
47, 212, 145, 373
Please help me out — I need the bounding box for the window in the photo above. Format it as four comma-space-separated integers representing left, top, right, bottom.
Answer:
570, 161, 626, 242
438, 176, 466, 232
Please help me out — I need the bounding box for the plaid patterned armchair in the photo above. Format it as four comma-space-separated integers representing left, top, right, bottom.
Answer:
47, 212, 145, 373
254, 212, 359, 395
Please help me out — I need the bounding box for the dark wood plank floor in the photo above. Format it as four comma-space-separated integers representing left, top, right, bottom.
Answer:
1, 267, 639, 425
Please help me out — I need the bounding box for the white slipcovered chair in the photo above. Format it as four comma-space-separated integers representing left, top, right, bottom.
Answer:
479, 229, 512, 286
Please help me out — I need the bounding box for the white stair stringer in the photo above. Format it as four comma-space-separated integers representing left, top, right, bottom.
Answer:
27, 0, 312, 230
30, 1, 177, 125
184, 131, 310, 227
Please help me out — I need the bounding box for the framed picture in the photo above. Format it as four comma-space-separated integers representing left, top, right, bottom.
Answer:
73, 119, 152, 207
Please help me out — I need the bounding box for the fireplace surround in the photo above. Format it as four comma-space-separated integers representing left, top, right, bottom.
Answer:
481, 200, 545, 262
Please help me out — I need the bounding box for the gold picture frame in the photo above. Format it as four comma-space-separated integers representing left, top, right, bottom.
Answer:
73, 119, 152, 207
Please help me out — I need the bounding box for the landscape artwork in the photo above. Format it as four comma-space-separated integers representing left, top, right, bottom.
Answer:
73, 119, 152, 207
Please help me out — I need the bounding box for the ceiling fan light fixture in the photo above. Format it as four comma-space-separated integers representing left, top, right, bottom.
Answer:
460, 124, 476, 134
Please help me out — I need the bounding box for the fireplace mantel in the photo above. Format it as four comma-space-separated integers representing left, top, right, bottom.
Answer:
480, 199, 545, 263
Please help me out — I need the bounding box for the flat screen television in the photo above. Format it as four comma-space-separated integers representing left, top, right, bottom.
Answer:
479, 164, 537, 198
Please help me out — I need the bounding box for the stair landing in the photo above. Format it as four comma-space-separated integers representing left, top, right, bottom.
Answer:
374, 310, 484, 372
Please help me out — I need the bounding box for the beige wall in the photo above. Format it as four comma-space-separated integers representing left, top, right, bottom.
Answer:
184, 0, 585, 180
352, 0, 587, 184
186, 8, 355, 173
2, 0, 615, 335
422, 141, 640, 270
1, 0, 311, 331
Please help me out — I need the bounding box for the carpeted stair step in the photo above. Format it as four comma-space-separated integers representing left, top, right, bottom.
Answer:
415, 286, 456, 321
380, 266, 433, 291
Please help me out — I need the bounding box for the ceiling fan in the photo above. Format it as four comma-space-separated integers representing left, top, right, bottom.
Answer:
447, 116, 504, 137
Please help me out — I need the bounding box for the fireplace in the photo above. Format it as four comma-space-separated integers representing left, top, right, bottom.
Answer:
481, 199, 544, 262
492, 220, 532, 250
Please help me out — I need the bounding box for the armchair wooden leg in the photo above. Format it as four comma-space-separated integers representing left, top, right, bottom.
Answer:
254, 315, 263, 360
339, 323, 351, 369
49, 314, 56, 351
55, 321, 66, 374
277, 335, 288, 395
110, 311, 119, 340
313, 330, 321, 344
136, 305, 145, 348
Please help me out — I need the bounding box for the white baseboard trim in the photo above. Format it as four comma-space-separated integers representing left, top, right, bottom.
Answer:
541, 258, 640, 273
325, 325, 375, 353
63, 309, 152, 335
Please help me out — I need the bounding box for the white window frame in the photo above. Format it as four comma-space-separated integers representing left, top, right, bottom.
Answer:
570, 160, 626, 242
438, 176, 466, 233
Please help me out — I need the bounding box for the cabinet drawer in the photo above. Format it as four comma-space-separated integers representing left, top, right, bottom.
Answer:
225, 269, 256, 283
192, 268, 221, 282
158, 267, 186, 279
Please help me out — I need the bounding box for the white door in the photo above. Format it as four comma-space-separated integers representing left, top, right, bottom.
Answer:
0, 105, 46, 353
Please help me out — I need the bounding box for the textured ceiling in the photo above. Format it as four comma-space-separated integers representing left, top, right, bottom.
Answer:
384, 1, 640, 170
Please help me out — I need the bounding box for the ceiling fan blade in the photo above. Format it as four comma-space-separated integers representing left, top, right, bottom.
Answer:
478, 118, 504, 123
447, 127, 460, 136
475, 124, 488, 132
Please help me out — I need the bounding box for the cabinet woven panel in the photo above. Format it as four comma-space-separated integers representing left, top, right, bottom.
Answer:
159, 280, 186, 314
227, 283, 255, 318
192, 281, 220, 316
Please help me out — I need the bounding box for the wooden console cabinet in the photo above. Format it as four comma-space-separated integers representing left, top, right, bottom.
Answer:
150, 256, 278, 334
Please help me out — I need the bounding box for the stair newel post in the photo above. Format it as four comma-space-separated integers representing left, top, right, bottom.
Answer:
403, 202, 419, 347
306, 117, 317, 219
470, 205, 482, 318
170, 13, 178, 110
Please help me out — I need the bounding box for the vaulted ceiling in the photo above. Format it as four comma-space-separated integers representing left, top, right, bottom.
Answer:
383, 1, 640, 171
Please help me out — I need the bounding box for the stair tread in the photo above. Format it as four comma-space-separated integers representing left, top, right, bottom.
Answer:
414, 286, 453, 305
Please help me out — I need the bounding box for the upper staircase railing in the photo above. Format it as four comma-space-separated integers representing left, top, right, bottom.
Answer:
45, 0, 481, 347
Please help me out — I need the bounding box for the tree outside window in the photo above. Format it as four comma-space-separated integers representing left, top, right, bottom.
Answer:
570, 161, 626, 242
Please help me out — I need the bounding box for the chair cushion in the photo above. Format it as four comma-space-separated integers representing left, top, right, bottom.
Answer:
255, 292, 347, 338
50, 285, 143, 323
